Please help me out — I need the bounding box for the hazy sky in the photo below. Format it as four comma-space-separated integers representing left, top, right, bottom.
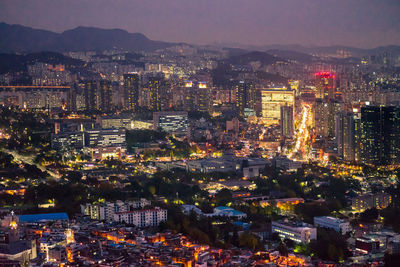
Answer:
1, 0, 400, 48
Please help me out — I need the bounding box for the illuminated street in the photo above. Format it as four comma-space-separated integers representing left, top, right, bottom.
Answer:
287, 103, 313, 160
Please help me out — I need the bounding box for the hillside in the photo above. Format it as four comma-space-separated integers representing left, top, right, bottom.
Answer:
0, 22, 175, 53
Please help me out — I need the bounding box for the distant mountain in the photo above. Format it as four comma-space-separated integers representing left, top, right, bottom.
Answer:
0, 22, 176, 53
225, 51, 282, 66
212, 51, 286, 86
263, 44, 400, 58
266, 49, 315, 63
213, 42, 400, 59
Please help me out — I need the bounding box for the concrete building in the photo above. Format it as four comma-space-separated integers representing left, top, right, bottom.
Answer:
113, 207, 167, 227
272, 221, 317, 243
51, 132, 85, 150
153, 111, 188, 135
85, 128, 126, 148
81, 199, 151, 222
352, 193, 392, 212
314, 216, 351, 233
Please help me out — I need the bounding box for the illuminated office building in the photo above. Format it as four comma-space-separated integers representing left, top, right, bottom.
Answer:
261, 87, 294, 125
85, 128, 126, 148
272, 221, 317, 243
153, 111, 188, 135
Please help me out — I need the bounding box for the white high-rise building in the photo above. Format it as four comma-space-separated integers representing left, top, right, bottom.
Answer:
114, 207, 167, 227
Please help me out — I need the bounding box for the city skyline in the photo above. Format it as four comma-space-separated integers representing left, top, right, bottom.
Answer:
1, 1, 400, 266
1, 0, 400, 48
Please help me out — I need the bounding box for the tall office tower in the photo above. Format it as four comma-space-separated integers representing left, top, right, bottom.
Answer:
314, 100, 344, 139
196, 82, 212, 114
183, 81, 195, 111
235, 81, 256, 117
84, 80, 98, 111
335, 111, 361, 162
361, 106, 383, 164
280, 105, 294, 138
261, 87, 294, 125
99, 80, 113, 111
315, 72, 335, 100
124, 73, 140, 112
360, 106, 400, 165
382, 107, 400, 164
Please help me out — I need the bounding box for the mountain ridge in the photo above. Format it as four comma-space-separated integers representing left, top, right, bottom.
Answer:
0, 22, 175, 53
1, 22, 400, 58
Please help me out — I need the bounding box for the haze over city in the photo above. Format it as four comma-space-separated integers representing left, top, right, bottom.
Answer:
1, 0, 400, 48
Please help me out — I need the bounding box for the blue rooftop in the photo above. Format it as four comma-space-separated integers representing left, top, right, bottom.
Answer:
18, 213, 69, 223
215, 206, 234, 211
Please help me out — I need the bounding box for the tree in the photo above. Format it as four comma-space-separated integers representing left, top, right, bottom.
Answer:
214, 189, 232, 206
238, 231, 261, 251
277, 242, 288, 256
310, 228, 350, 262
360, 208, 379, 223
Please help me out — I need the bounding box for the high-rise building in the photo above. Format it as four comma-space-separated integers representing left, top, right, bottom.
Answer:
84, 80, 113, 111
280, 105, 294, 138
335, 111, 361, 162
235, 81, 255, 117
183, 80, 195, 111
124, 73, 140, 112
84, 81, 98, 111
148, 76, 166, 112
360, 106, 383, 164
315, 72, 335, 100
382, 106, 400, 164
314, 100, 344, 139
99, 80, 113, 111
196, 82, 212, 114
360, 106, 400, 165
261, 87, 294, 125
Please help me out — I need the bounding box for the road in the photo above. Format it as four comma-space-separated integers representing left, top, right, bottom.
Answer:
288, 103, 312, 160
4, 149, 60, 179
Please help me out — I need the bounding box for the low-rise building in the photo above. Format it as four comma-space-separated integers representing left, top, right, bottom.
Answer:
211, 206, 247, 219
272, 220, 317, 243
181, 205, 247, 219
271, 156, 303, 171
51, 132, 85, 150
85, 128, 126, 148
153, 111, 188, 135
314, 216, 351, 234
